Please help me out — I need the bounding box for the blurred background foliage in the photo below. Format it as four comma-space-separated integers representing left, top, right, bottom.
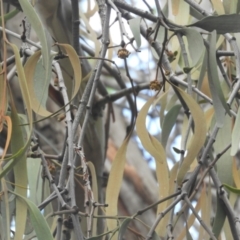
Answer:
1, 0, 240, 239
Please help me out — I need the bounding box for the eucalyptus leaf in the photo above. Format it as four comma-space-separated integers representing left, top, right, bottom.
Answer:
152, 231, 161, 240
129, 17, 141, 48
118, 218, 132, 240
11, 104, 28, 239
33, 56, 54, 108
212, 197, 226, 238
207, 30, 230, 127
188, 14, 240, 34
10, 191, 54, 240
177, 28, 204, 68
18, 0, 52, 109
0, 8, 19, 24
161, 104, 181, 148
223, 183, 240, 194
231, 107, 240, 156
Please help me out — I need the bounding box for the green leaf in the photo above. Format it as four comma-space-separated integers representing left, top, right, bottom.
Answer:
161, 104, 181, 148
27, 158, 42, 204
189, 6, 205, 20
223, 183, 240, 194
212, 117, 232, 238
10, 191, 54, 240
18, 0, 50, 67
33, 56, 54, 108
215, 117, 233, 185
129, 18, 141, 48
152, 231, 161, 240
177, 28, 204, 68
118, 218, 132, 240
212, 197, 226, 238
136, 96, 169, 228
18, 0, 51, 107
207, 30, 230, 127
231, 107, 240, 156
11, 104, 28, 239
0, 8, 19, 25
188, 14, 240, 34
0, 43, 32, 178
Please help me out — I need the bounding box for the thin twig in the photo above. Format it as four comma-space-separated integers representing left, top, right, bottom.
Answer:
184, 195, 217, 240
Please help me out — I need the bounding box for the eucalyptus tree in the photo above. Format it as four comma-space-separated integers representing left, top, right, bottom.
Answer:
1, 0, 240, 239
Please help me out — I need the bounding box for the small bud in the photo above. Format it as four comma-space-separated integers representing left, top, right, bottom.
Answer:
150, 80, 162, 91
117, 48, 130, 59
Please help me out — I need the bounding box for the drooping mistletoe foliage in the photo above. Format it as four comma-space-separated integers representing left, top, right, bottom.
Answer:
1, 0, 240, 239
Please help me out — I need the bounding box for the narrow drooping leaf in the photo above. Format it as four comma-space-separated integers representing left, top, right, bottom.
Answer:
136, 97, 166, 164
25, 44, 81, 117
174, 86, 207, 185
158, 88, 170, 127
136, 96, 169, 235
231, 107, 240, 156
18, 0, 50, 67
33, 56, 54, 109
215, 116, 233, 185
10, 191, 54, 240
212, 117, 232, 238
161, 104, 181, 148
212, 197, 226, 238
118, 218, 132, 240
207, 31, 230, 127
18, 0, 52, 107
129, 18, 141, 48
223, 183, 240, 194
0, 179, 10, 240
152, 231, 162, 240
0, 8, 19, 24
27, 158, 42, 204
105, 135, 131, 240
11, 102, 28, 239
0, 43, 32, 178
189, 6, 205, 20
189, 14, 240, 34
24, 51, 52, 116
57, 43, 82, 98
233, 158, 240, 188
0, 64, 6, 132
177, 28, 204, 68
0, 116, 12, 163
87, 162, 98, 236
8, 43, 32, 125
